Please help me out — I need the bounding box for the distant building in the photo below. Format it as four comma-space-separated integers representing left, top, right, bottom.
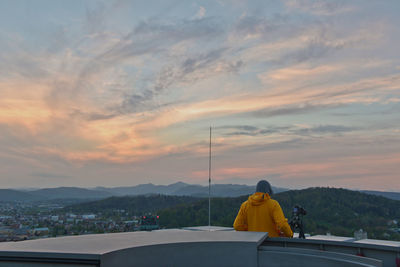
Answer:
0, 227, 13, 235
354, 229, 368, 240
138, 215, 159, 231
13, 227, 30, 236
82, 214, 96, 220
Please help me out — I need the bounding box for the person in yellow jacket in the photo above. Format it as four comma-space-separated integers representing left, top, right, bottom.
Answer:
233, 180, 293, 237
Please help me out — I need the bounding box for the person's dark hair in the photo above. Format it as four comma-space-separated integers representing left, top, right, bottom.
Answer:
256, 180, 273, 195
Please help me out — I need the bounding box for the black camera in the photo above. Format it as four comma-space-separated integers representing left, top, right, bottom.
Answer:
289, 205, 307, 239
293, 205, 307, 216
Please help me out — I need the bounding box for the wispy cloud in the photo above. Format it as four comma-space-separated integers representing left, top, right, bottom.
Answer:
217, 124, 357, 137
248, 103, 341, 118
117, 47, 243, 114
31, 172, 71, 179
0, 0, 399, 188
194, 6, 206, 19
283, 0, 354, 16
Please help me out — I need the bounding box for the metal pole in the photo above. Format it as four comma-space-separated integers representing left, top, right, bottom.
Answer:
208, 126, 212, 228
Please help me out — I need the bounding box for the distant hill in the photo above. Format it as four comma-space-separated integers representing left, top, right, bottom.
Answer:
0, 189, 44, 202
7, 183, 400, 205
362, 190, 400, 201
63, 195, 200, 215
96, 182, 287, 197
274, 187, 400, 240
158, 187, 400, 241
62, 187, 400, 240
2, 183, 286, 202
28, 187, 114, 200
95, 182, 190, 196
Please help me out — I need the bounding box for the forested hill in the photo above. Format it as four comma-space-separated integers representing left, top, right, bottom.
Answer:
274, 187, 400, 239
63, 187, 400, 240
63, 195, 200, 215
158, 187, 400, 240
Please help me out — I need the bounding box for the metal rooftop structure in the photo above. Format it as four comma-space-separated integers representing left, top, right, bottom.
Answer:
0, 227, 399, 266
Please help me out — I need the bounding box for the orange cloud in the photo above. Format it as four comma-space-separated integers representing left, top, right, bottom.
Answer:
265, 64, 340, 81
1, 70, 398, 165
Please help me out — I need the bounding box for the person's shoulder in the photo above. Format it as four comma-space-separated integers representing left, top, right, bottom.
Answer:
269, 198, 280, 206
240, 199, 250, 208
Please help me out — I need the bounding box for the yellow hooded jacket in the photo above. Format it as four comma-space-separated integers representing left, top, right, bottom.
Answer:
233, 192, 293, 237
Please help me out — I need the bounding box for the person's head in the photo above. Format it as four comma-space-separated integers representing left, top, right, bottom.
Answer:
256, 180, 273, 195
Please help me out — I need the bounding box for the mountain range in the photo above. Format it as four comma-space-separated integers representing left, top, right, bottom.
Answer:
0, 182, 286, 202
0, 182, 399, 202
95, 182, 288, 197
0, 189, 43, 202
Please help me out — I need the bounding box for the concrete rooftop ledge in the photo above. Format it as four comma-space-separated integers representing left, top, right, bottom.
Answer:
0, 229, 265, 254
0, 228, 267, 267
265, 235, 400, 252
263, 235, 400, 267
0, 228, 399, 267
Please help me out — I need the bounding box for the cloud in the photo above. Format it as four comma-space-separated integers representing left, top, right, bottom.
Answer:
117, 46, 243, 114
0, 48, 49, 80
249, 103, 341, 118
0, 10, 239, 167
218, 124, 357, 137
195, 6, 206, 19
85, 1, 107, 35
291, 125, 358, 136
272, 25, 373, 65
281, 39, 344, 64
131, 71, 400, 134
69, 109, 118, 121
45, 16, 229, 116
31, 172, 71, 179
283, 0, 354, 16
308, 74, 400, 100
202, 131, 400, 190
234, 14, 292, 40
0, 0, 399, 189
152, 47, 232, 91
233, 10, 385, 72
217, 125, 260, 131
217, 125, 290, 137
264, 64, 339, 82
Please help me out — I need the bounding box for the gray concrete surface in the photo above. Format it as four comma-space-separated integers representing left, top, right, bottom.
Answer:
0, 229, 267, 267
263, 236, 400, 267
182, 226, 234, 231
259, 246, 382, 267
0, 229, 399, 267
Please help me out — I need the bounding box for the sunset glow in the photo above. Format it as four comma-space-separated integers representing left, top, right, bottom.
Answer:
0, 0, 399, 190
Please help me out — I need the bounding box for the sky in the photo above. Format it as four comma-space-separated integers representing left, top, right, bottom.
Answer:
0, 0, 399, 191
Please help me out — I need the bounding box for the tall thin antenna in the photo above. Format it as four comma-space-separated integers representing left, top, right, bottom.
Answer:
208, 126, 212, 228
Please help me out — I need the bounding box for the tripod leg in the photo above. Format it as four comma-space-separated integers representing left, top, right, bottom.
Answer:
299, 227, 305, 239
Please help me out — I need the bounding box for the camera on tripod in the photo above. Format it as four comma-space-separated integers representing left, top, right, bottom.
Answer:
289, 205, 307, 239
293, 205, 306, 216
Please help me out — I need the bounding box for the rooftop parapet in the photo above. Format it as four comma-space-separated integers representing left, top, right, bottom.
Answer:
263, 234, 400, 267
0, 227, 399, 266
0, 228, 265, 267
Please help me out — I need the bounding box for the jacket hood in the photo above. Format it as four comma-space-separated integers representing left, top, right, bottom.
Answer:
248, 192, 270, 206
